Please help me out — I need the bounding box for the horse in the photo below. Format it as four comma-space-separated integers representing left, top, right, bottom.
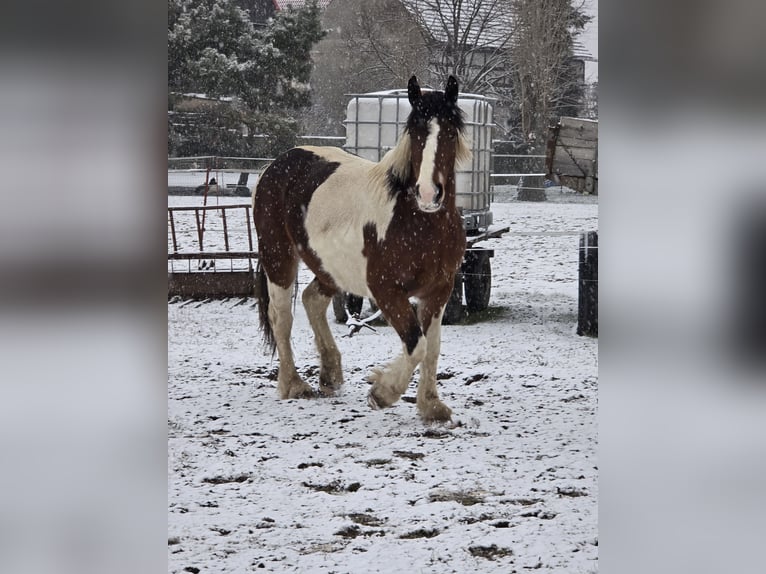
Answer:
252, 75, 471, 422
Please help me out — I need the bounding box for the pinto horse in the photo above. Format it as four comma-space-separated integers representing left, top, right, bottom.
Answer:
253, 75, 470, 422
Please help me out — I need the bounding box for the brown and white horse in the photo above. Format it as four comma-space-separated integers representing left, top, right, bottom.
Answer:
252, 75, 470, 422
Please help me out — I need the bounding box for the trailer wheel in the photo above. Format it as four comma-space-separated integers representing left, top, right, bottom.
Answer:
332, 292, 364, 323
442, 273, 463, 324
464, 250, 492, 312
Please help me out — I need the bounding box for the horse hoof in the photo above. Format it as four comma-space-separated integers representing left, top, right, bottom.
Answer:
285, 386, 317, 400
419, 401, 453, 423
367, 390, 383, 410
319, 366, 343, 392
318, 385, 341, 398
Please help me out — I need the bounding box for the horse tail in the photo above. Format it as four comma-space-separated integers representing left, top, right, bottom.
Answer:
255, 262, 276, 355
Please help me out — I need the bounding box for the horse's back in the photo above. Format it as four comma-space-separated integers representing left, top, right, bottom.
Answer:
253, 145, 384, 296
298, 145, 371, 166
257, 147, 335, 197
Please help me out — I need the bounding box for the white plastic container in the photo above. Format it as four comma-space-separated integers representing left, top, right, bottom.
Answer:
345, 89, 494, 229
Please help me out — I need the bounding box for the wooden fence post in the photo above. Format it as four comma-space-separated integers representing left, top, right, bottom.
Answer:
577, 231, 598, 336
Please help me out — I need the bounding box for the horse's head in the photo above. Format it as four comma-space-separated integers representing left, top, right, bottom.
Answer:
405, 75, 470, 213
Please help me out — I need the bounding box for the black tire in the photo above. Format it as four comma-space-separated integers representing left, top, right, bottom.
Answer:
464, 250, 492, 312
332, 292, 364, 323
332, 293, 347, 323
347, 293, 363, 316
442, 273, 463, 324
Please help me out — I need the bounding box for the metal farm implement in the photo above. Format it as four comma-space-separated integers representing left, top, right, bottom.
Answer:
167, 203, 259, 299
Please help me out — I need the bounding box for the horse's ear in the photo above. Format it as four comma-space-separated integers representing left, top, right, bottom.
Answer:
445, 75, 459, 104
408, 75, 421, 106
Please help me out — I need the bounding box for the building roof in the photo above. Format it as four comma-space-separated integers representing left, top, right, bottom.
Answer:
402, 0, 512, 49
272, 0, 332, 9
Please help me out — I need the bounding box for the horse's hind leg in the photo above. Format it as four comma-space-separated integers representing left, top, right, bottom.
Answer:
415, 301, 453, 422
367, 296, 427, 410
267, 278, 315, 400
302, 278, 343, 396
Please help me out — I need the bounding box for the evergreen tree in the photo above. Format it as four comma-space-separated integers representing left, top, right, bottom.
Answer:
168, 0, 325, 157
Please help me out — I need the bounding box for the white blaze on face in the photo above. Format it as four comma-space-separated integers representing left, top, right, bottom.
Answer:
415, 118, 443, 210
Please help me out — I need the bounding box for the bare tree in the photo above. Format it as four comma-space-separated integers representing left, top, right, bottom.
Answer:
346, 0, 429, 87
399, 0, 516, 95
303, 0, 429, 135
508, 0, 590, 148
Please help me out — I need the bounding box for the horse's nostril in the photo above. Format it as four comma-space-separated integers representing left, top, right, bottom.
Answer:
415, 184, 420, 197
435, 183, 444, 202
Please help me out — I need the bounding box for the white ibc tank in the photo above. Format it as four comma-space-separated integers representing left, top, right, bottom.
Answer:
345, 89, 494, 221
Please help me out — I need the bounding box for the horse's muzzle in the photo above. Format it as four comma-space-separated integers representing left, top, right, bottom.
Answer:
414, 182, 444, 212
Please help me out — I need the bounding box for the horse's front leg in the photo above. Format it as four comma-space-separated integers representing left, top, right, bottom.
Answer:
367, 295, 426, 410
415, 295, 453, 423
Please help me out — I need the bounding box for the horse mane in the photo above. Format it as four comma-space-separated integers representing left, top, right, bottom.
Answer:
370, 132, 412, 191
454, 130, 473, 168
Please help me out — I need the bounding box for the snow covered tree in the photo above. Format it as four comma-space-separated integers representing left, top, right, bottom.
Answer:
168, 0, 324, 156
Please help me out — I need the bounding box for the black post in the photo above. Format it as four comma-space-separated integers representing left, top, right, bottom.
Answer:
517, 174, 547, 201
577, 231, 598, 337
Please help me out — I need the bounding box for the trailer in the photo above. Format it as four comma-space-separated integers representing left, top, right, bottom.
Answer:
167, 203, 259, 299
334, 88, 508, 324
167, 156, 267, 300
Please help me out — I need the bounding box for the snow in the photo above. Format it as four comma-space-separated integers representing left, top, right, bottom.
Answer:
168, 191, 598, 573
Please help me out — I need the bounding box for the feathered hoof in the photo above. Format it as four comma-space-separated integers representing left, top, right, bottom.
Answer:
319, 371, 343, 398
367, 367, 402, 410
366, 368, 387, 409
289, 388, 317, 400
281, 382, 317, 400
319, 366, 343, 396
418, 400, 453, 423
318, 384, 341, 398
367, 389, 383, 410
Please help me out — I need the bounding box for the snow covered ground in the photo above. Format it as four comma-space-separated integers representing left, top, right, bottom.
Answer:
168, 190, 598, 573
